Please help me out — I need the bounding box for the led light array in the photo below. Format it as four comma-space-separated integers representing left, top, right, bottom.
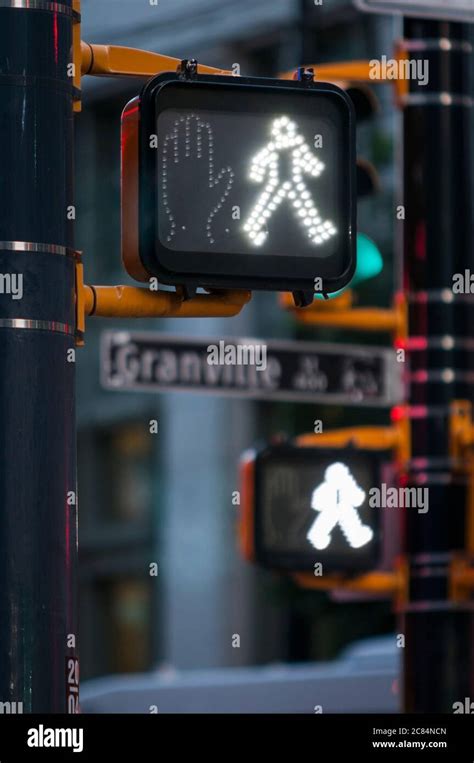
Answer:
161, 114, 234, 244
243, 116, 337, 246
307, 462, 374, 551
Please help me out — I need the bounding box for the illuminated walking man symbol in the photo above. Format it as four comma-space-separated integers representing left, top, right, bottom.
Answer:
307, 463, 374, 550
243, 116, 337, 247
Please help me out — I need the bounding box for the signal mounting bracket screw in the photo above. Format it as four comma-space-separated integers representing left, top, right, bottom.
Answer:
178, 59, 199, 80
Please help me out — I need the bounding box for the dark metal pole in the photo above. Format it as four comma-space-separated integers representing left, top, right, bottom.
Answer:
402, 18, 474, 712
0, 3, 78, 712
298, 0, 314, 65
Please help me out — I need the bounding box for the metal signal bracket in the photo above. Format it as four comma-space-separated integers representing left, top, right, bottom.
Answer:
80, 42, 231, 79
279, 54, 412, 107
292, 559, 408, 607
75, 273, 250, 338
448, 400, 474, 602
449, 400, 474, 459
450, 554, 474, 604
296, 419, 411, 468
177, 58, 199, 80
280, 290, 408, 340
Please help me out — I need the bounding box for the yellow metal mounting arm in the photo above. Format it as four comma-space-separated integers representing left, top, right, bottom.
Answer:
279, 50, 409, 103
295, 420, 411, 465
84, 284, 250, 318
450, 400, 474, 457
292, 567, 406, 597
280, 291, 407, 339
293, 305, 402, 333
74, 262, 250, 346
448, 401, 474, 602
80, 41, 231, 78
279, 60, 376, 82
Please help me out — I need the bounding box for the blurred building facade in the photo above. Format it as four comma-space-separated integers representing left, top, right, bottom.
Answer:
76, 0, 398, 680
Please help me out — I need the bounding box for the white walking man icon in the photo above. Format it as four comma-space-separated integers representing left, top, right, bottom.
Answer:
307, 462, 374, 550
243, 116, 337, 247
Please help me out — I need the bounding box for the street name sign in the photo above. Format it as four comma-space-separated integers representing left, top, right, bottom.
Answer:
101, 332, 402, 407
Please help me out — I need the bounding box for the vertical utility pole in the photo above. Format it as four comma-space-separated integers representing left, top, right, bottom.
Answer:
298, 0, 314, 66
402, 18, 474, 712
0, 2, 78, 712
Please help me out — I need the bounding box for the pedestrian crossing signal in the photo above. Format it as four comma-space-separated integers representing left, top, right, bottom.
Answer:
121, 72, 356, 303
307, 462, 374, 550
240, 442, 392, 573
243, 115, 337, 248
